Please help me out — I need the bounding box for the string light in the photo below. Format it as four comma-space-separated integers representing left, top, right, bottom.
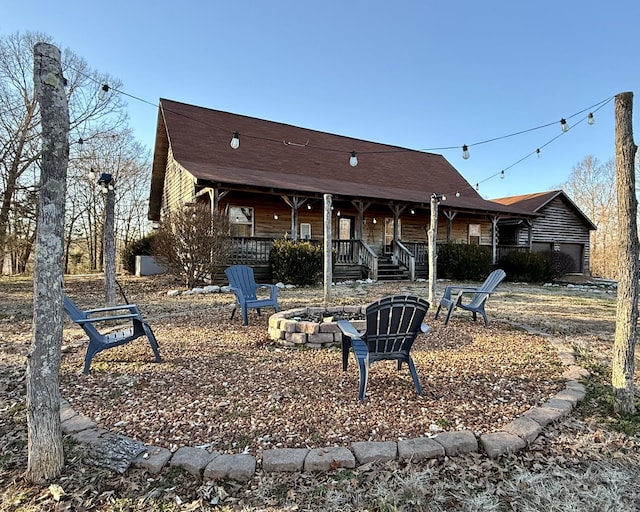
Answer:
98, 84, 110, 101
273, 213, 279, 220
64, 65, 614, 200
475, 183, 479, 191
230, 132, 240, 149
500, 170, 505, 179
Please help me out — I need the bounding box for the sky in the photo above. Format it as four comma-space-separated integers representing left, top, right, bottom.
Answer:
3, 0, 639, 199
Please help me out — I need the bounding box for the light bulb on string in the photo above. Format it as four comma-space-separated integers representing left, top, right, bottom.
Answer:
349, 151, 358, 167
462, 145, 470, 159
560, 118, 569, 132
500, 170, 505, 179
98, 84, 110, 101
536, 148, 541, 157
475, 183, 479, 191
455, 191, 460, 197
588, 113, 595, 125
230, 132, 240, 149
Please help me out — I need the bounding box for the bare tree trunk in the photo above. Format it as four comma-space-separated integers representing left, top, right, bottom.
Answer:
612, 91, 638, 414
104, 187, 116, 304
26, 42, 69, 483
323, 193, 332, 306
428, 194, 438, 305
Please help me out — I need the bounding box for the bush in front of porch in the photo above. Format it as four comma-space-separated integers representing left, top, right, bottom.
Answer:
269, 238, 324, 286
437, 242, 492, 281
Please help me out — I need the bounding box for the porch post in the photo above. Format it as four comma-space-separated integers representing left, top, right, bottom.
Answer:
526, 219, 533, 250
443, 210, 457, 242
323, 194, 332, 305
491, 216, 500, 265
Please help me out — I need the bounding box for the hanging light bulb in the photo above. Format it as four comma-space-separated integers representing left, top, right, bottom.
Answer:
560, 118, 569, 132
500, 170, 505, 179
410, 209, 415, 215
536, 148, 541, 157
349, 151, 358, 167
455, 191, 460, 198
78, 137, 84, 145
98, 84, 110, 101
372, 218, 377, 224
441, 194, 446, 201
462, 145, 470, 159
230, 132, 240, 149
475, 183, 479, 191
273, 213, 279, 220
307, 203, 312, 210
587, 112, 595, 125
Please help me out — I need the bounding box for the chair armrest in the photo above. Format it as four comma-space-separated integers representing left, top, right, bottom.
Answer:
84, 304, 139, 315
257, 283, 278, 300
75, 313, 140, 324
441, 285, 478, 300
337, 320, 365, 340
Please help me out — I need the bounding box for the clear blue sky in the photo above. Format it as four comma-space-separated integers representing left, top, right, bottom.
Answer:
3, 0, 639, 199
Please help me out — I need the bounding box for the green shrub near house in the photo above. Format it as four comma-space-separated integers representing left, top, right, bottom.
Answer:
437, 242, 492, 281
498, 250, 555, 283
269, 238, 324, 286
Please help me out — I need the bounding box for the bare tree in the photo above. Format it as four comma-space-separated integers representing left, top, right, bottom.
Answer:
26, 41, 68, 483
562, 155, 618, 278
0, 31, 127, 273
612, 91, 638, 415
153, 203, 232, 288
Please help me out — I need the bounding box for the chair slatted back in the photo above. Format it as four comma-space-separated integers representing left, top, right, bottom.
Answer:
478, 269, 506, 294
365, 295, 429, 354
63, 295, 101, 338
225, 265, 258, 300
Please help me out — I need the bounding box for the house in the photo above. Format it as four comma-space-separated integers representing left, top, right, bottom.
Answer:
148, 99, 556, 281
492, 190, 596, 274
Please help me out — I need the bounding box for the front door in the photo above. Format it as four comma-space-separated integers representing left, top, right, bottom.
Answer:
384, 218, 401, 254
338, 216, 354, 260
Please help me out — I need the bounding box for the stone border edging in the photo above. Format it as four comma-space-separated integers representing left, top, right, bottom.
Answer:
60, 322, 589, 483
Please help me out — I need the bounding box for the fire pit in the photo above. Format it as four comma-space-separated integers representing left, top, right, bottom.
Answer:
268, 306, 366, 348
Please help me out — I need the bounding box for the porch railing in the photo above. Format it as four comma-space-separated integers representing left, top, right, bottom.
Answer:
331, 239, 378, 280
229, 237, 274, 264
391, 240, 415, 280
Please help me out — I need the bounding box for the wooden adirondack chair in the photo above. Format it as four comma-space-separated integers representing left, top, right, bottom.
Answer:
63, 294, 162, 374
338, 295, 430, 401
434, 268, 506, 327
225, 265, 279, 326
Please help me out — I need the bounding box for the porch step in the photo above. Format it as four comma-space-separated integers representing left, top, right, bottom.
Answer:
377, 262, 409, 281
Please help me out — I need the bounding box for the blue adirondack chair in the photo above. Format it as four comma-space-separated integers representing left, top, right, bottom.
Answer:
225, 265, 279, 326
434, 268, 506, 327
63, 294, 162, 374
338, 295, 430, 401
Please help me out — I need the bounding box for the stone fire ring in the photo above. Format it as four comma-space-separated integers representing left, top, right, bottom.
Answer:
268, 306, 366, 348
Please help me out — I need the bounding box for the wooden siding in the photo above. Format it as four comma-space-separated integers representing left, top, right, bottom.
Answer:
161, 149, 197, 218
517, 196, 591, 272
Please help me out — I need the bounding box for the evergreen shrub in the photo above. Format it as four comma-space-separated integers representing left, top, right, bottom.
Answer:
269, 238, 324, 286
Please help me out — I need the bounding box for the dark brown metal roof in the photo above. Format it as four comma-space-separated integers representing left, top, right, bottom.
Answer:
149, 99, 535, 220
492, 190, 596, 230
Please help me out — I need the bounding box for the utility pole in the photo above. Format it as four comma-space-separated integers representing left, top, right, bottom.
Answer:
612, 91, 638, 414
27, 41, 68, 483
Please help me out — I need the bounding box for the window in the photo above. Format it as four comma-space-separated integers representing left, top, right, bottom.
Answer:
468, 224, 481, 245
300, 223, 312, 240
229, 206, 253, 237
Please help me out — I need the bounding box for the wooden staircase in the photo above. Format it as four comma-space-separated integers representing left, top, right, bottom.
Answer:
377, 256, 410, 281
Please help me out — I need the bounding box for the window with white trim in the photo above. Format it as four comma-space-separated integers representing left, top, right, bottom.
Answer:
229, 206, 253, 237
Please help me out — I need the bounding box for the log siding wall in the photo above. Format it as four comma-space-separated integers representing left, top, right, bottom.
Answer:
517, 196, 591, 273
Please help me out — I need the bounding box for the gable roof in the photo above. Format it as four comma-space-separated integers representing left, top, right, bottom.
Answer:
491, 190, 597, 230
150, 99, 534, 220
